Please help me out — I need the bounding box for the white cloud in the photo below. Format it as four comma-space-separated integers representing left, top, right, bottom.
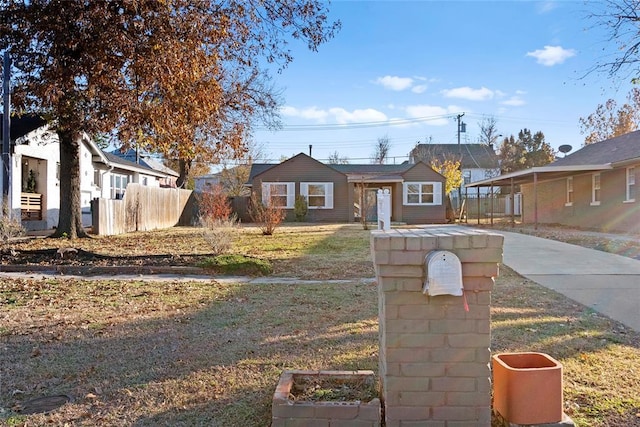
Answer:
537, 1, 558, 14
374, 75, 414, 91
526, 45, 576, 66
411, 85, 428, 94
282, 105, 387, 124
328, 107, 387, 124
405, 104, 460, 126
501, 96, 526, 107
281, 106, 329, 122
441, 86, 494, 101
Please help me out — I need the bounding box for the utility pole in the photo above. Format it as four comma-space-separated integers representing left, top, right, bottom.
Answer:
2, 50, 11, 215
456, 113, 466, 214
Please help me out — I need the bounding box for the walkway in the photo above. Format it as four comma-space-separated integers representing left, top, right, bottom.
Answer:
497, 230, 640, 332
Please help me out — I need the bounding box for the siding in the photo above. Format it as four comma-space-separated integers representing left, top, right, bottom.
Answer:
253, 154, 350, 222
521, 166, 640, 233
400, 163, 447, 224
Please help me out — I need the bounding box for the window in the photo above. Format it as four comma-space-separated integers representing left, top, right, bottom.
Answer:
403, 182, 442, 205
110, 173, 129, 200
261, 182, 295, 208
591, 173, 601, 206
463, 171, 471, 186
301, 182, 333, 209
93, 169, 101, 188
625, 167, 636, 202
565, 177, 573, 206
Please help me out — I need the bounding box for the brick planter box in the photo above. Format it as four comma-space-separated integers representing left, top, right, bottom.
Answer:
272, 370, 381, 426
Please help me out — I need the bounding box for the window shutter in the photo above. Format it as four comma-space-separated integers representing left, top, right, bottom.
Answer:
261, 183, 269, 205
402, 182, 408, 205
286, 182, 295, 208
300, 183, 308, 199
433, 182, 442, 205
326, 183, 334, 208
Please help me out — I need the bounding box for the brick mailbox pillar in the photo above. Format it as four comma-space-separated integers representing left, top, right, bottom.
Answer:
370, 227, 503, 427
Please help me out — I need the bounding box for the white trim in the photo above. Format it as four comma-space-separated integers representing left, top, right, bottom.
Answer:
591, 173, 601, 205
625, 166, 636, 202
403, 181, 442, 206
565, 176, 573, 207
262, 182, 295, 208
301, 182, 334, 209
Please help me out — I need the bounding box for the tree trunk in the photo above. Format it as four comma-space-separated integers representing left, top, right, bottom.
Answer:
176, 158, 192, 189
51, 129, 90, 238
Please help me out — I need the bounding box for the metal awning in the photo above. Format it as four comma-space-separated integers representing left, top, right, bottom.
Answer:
465, 164, 612, 188
463, 164, 613, 229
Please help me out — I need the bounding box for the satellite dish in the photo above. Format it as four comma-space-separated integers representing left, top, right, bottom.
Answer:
558, 144, 572, 157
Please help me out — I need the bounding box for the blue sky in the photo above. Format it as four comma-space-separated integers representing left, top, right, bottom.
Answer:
251, 0, 635, 164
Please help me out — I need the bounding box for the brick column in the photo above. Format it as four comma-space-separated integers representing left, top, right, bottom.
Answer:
370, 227, 503, 427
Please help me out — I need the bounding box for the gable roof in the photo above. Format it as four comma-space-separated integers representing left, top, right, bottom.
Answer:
1, 114, 48, 141
330, 163, 411, 174
111, 149, 179, 177
104, 151, 172, 178
410, 143, 499, 169
551, 130, 640, 167
247, 153, 443, 184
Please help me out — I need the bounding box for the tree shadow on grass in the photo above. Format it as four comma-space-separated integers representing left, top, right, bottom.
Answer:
491, 266, 640, 426
0, 279, 378, 426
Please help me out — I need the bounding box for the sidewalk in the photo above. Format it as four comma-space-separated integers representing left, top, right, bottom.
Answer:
497, 230, 640, 332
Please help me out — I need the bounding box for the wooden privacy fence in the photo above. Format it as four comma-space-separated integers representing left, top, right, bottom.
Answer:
91, 184, 196, 236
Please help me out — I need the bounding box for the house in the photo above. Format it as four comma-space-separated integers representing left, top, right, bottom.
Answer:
466, 131, 640, 233
247, 153, 446, 224
111, 149, 179, 188
3, 114, 178, 231
409, 143, 500, 198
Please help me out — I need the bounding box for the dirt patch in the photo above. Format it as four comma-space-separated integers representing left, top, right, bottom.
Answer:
1, 248, 215, 268
290, 375, 377, 403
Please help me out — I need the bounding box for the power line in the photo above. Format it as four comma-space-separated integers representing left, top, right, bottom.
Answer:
255, 113, 453, 131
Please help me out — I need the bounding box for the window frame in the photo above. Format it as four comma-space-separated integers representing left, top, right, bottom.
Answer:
261, 182, 295, 209
300, 182, 334, 209
402, 181, 442, 206
591, 173, 601, 206
565, 176, 573, 206
110, 173, 130, 200
625, 166, 636, 203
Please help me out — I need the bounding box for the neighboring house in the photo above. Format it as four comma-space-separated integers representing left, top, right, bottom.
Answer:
194, 172, 222, 193
409, 143, 500, 196
111, 149, 179, 188
247, 153, 446, 224
466, 131, 640, 233
3, 114, 178, 231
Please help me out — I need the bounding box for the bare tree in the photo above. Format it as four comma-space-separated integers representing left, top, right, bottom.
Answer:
327, 150, 349, 164
587, 0, 640, 82
478, 116, 501, 146
371, 135, 391, 164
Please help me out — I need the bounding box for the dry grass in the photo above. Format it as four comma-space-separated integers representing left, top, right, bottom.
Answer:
493, 267, 640, 426
1, 223, 639, 426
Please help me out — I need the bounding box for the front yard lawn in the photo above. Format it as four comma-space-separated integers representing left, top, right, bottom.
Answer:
1, 224, 639, 426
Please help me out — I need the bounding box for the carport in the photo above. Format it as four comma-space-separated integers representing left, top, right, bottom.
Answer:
465, 164, 611, 228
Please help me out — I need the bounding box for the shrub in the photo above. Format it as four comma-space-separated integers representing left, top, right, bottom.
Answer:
0, 202, 25, 241
200, 216, 238, 255
294, 195, 308, 222
197, 184, 232, 223
249, 193, 285, 236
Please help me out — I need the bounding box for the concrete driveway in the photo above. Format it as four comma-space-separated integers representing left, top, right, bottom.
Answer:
498, 230, 640, 332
